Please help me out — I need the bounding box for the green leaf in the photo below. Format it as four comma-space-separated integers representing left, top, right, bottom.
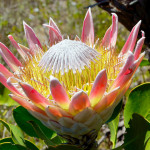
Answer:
145, 138, 150, 150
29, 120, 56, 146
23, 140, 39, 150
124, 83, 150, 128
0, 138, 39, 150
0, 138, 13, 144
140, 58, 150, 66
0, 119, 10, 131
0, 86, 18, 106
124, 113, 150, 150
13, 106, 56, 139
9, 124, 25, 146
106, 100, 122, 123
46, 144, 82, 150
0, 142, 27, 150
51, 136, 66, 144
108, 114, 120, 148
113, 114, 150, 150
0, 119, 25, 146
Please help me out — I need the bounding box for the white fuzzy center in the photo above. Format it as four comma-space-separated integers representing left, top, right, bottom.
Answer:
39, 39, 100, 74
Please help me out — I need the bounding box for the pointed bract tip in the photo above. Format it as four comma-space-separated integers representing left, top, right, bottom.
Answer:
43, 24, 49, 27
23, 20, 27, 25
88, 7, 91, 12
111, 13, 118, 18
141, 51, 146, 56
19, 81, 30, 88
78, 90, 86, 95
141, 30, 145, 37
8, 35, 12, 38
102, 68, 106, 73
112, 13, 118, 23
85, 7, 92, 17
23, 21, 28, 30
49, 17, 55, 24
128, 50, 134, 55
50, 75, 57, 81
23, 21, 30, 29
137, 20, 142, 27
71, 90, 87, 99
139, 20, 142, 24
49, 17, 53, 23
99, 69, 107, 77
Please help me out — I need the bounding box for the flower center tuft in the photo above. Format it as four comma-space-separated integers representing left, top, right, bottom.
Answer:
39, 39, 100, 74
19, 39, 122, 99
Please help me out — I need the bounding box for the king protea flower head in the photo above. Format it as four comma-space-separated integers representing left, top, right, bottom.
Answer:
0, 8, 145, 148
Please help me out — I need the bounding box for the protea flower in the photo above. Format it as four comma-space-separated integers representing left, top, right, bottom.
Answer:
0, 8, 145, 149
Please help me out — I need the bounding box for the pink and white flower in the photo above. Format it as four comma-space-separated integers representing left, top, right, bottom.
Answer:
0, 8, 145, 141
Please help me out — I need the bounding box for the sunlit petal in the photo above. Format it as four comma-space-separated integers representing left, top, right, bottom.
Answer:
119, 20, 141, 55
102, 13, 118, 48
134, 37, 145, 60
23, 21, 42, 54
43, 24, 62, 46
94, 87, 120, 113
89, 69, 107, 107
0, 64, 13, 79
9, 94, 47, 116
69, 91, 90, 115
110, 13, 118, 47
19, 82, 51, 109
81, 8, 94, 46
8, 35, 27, 60
0, 42, 22, 72
50, 76, 70, 109
0, 73, 22, 95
